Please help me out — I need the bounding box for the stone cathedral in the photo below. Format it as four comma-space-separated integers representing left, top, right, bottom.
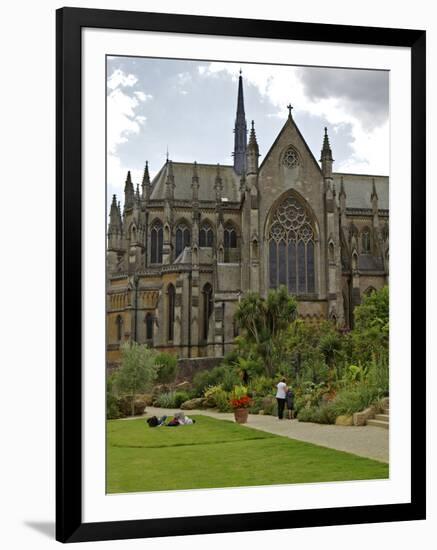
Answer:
106, 74, 389, 365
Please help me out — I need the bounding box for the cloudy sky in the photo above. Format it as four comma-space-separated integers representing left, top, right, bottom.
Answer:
107, 56, 389, 207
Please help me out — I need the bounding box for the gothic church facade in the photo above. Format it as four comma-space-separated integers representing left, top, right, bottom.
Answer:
107, 74, 389, 365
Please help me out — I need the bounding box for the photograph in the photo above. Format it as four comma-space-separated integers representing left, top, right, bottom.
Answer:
105, 56, 390, 495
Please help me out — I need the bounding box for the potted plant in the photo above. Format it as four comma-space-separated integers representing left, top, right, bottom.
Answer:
230, 385, 252, 424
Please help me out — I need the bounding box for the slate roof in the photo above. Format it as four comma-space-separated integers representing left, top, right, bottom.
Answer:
173, 247, 214, 264
333, 173, 389, 210
150, 162, 240, 202
149, 163, 389, 211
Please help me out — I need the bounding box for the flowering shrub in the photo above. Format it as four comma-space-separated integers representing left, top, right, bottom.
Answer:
229, 385, 252, 409
229, 395, 252, 409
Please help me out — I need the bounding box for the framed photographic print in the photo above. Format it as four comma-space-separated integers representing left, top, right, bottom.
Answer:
56, 7, 426, 543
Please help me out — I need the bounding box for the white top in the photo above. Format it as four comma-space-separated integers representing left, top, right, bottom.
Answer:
276, 382, 287, 399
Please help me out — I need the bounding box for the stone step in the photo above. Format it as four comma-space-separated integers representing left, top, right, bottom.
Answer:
383, 408, 389, 415
367, 419, 389, 429
375, 414, 389, 422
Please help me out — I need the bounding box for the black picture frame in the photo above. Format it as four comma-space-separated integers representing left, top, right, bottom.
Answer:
56, 7, 426, 543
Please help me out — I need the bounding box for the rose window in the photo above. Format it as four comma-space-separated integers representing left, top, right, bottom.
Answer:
282, 147, 300, 168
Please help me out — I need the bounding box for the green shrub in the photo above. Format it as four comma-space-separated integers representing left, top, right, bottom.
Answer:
155, 391, 177, 408
260, 396, 277, 416
203, 385, 231, 412
330, 384, 382, 416
249, 396, 264, 414
249, 375, 275, 397
293, 395, 308, 415
155, 352, 178, 384
221, 369, 241, 392
174, 390, 191, 408
297, 406, 317, 422
192, 366, 236, 396
297, 403, 336, 424
107, 394, 122, 419
366, 357, 389, 396
107, 374, 122, 419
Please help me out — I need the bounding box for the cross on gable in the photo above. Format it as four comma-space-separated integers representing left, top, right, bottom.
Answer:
287, 104, 293, 117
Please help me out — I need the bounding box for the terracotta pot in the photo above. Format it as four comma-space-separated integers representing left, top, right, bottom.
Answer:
233, 408, 249, 424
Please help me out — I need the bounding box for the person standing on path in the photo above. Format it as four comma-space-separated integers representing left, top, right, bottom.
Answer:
286, 385, 295, 419
276, 377, 288, 420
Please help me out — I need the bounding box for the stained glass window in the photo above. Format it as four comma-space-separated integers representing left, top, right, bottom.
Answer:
361, 228, 371, 253
167, 284, 175, 341
268, 195, 316, 295
199, 223, 214, 247
116, 314, 123, 341
224, 224, 237, 262
145, 313, 154, 341
202, 283, 213, 341
150, 221, 163, 264
175, 223, 191, 258
282, 146, 300, 168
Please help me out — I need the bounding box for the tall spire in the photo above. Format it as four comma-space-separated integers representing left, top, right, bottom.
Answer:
124, 170, 135, 210
233, 71, 247, 176
109, 194, 120, 230
320, 127, 334, 178
247, 120, 260, 174
321, 127, 333, 158
141, 161, 151, 200
165, 160, 175, 200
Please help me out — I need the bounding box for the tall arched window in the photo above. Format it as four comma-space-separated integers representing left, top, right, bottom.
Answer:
167, 284, 175, 341
175, 223, 191, 258
150, 221, 163, 264
268, 195, 316, 295
202, 283, 213, 341
224, 224, 237, 262
199, 223, 214, 247
145, 313, 154, 341
115, 314, 123, 341
361, 227, 371, 254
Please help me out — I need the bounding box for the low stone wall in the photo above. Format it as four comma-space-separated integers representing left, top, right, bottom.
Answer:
176, 357, 223, 382
353, 406, 376, 426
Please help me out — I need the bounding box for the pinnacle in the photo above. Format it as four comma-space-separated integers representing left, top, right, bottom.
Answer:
142, 160, 150, 185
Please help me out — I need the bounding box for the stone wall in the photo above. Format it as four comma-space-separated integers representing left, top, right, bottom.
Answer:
176, 356, 222, 382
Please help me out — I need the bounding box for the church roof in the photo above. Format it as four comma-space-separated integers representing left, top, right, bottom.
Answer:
333, 172, 389, 210
150, 162, 240, 202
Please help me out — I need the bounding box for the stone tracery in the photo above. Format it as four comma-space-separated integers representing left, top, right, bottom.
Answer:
268, 195, 316, 294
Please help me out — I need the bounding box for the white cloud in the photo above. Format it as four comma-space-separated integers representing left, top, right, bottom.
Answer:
134, 91, 153, 102
107, 69, 152, 200
107, 69, 138, 90
107, 154, 143, 202
201, 62, 389, 175
107, 87, 145, 154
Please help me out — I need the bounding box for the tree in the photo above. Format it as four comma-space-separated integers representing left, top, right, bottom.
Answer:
235, 286, 297, 376
155, 352, 178, 384
115, 343, 160, 416
352, 286, 389, 363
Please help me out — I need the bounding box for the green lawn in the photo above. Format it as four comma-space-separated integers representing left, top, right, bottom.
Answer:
107, 415, 388, 493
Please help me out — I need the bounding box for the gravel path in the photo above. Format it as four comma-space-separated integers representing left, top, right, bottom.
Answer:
132, 406, 389, 463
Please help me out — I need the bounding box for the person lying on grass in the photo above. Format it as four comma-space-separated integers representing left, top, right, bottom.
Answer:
146, 411, 196, 427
